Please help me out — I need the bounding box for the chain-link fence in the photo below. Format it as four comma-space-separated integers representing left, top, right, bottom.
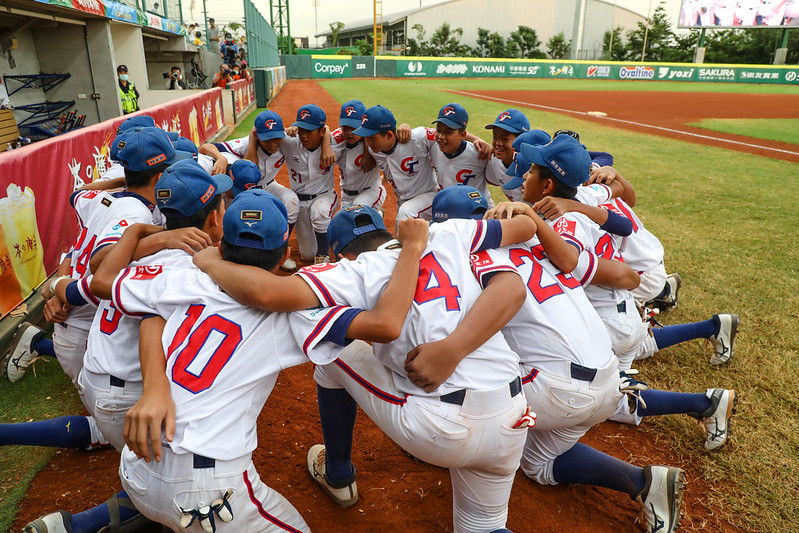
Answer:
244, 0, 279, 68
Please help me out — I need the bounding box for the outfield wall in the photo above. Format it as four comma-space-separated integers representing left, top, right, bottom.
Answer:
283, 54, 799, 85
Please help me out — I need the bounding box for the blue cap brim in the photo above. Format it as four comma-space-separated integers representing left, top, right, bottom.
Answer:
352, 125, 380, 137
169, 150, 195, 164
505, 160, 517, 177
255, 129, 285, 141
485, 123, 523, 134
502, 176, 525, 190
292, 120, 322, 130
211, 172, 234, 195
433, 118, 466, 130
339, 118, 362, 129
520, 143, 548, 168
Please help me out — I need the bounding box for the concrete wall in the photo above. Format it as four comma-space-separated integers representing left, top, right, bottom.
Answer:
110, 22, 148, 90
0, 28, 46, 126
85, 20, 122, 120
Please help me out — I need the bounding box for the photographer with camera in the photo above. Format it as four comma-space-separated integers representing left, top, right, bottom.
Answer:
220, 32, 239, 66
213, 63, 231, 89
164, 66, 188, 90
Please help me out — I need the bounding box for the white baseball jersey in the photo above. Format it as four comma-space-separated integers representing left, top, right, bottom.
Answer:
430, 141, 491, 201
370, 127, 439, 203
297, 219, 520, 397
215, 136, 286, 187
281, 136, 335, 196
759, 0, 787, 23
680, 0, 699, 24
599, 198, 664, 273
736, 0, 760, 24
697, 0, 716, 24
82, 249, 192, 382
195, 153, 239, 174
65, 189, 156, 329
330, 128, 381, 193
100, 163, 125, 182
470, 239, 613, 374
486, 156, 522, 202
714, 0, 736, 24
574, 183, 613, 207
111, 264, 341, 460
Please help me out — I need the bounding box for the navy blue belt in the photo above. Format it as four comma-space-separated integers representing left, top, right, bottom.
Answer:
193, 454, 215, 469
440, 376, 522, 406
617, 301, 627, 313
343, 187, 369, 196
110, 375, 125, 387
570, 362, 598, 382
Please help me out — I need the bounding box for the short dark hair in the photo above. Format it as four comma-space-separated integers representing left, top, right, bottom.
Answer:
220, 239, 287, 271
163, 194, 222, 231
171, 65, 181, 71
124, 163, 169, 188
339, 229, 393, 257
539, 165, 577, 200
554, 129, 580, 142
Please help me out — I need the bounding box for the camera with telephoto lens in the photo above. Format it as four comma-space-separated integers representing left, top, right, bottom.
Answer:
162, 71, 181, 79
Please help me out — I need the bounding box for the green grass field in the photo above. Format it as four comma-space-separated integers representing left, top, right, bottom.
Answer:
1, 76, 797, 532
318, 78, 799, 532
688, 117, 799, 144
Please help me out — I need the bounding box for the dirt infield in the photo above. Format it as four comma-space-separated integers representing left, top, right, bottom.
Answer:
452, 89, 799, 163
12, 81, 743, 532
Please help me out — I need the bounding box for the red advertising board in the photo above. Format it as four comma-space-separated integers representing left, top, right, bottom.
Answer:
230, 77, 255, 118
0, 88, 226, 315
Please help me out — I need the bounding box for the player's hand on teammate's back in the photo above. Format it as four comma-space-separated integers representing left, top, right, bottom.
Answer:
485, 201, 536, 221
533, 197, 576, 221
153, 227, 213, 255
471, 137, 492, 160
43, 296, 70, 323
211, 156, 228, 175
588, 165, 620, 185
396, 218, 429, 254
397, 123, 412, 144
405, 339, 462, 392
193, 245, 224, 271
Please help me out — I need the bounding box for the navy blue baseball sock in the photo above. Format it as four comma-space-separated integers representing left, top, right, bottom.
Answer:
0, 415, 91, 448
31, 335, 55, 357
638, 389, 711, 417
314, 232, 329, 257
552, 443, 645, 496
70, 490, 139, 532
652, 316, 718, 350
316, 385, 357, 483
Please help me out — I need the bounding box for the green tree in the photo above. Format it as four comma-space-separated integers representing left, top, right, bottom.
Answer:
509, 26, 545, 59
406, 23, 436, 56
329, 21, 344, 48
356, 36, 373, 56
429, 23, 470, 56
546, 32, 571, 59
474, 28, 508, 57
278, 34, 297, 54
624, 2, 673, 61
602, 27, 625, 60
662, 30, 698, 62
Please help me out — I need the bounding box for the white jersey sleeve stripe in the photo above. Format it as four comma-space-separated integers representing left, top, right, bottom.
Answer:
111, 267, 148, 317
575, 250, 599, 286
473, 264, 517, 288
79, 276, 100, 306
302, 306, 349, 356
469, 220, 485, 252
297, 272, 337, 306
561, 234, 584, 252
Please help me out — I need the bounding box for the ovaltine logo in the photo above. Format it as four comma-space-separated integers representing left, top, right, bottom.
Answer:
299, 109, 311, 120
241, 210, 262, 221
156, 189, 171, 200
344, 106, 357, 116
147, 153, 167, 166
131, 265, 163, 280
200, 184, 215, 203
442, 106, 456, 116
498, 112, 512, 122
264, 119, 277, 129
619, 66, 655, 80
550, 159, 566, 177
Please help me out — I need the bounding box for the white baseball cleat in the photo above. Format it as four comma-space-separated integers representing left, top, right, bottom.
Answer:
664, 273, 682, 308
709, 314, 738, 365
23, 510, 71, 533
280, 257, 298, 271
636, 465, 685, 533
307, 444, 358, 508
3, 322, 43, 382
695, 388, 737, 451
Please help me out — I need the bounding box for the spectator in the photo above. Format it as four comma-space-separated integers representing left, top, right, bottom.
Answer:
208, 17, 221, 53
213, 64, 231, 88
165, 66, 188, 90
238, 60, 250, 80
193, 31, 203, 46
221, 32, 239, 65
116, 64, 139, 115
238, 36, 248, 61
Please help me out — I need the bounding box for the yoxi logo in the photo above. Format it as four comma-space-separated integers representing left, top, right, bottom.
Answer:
400, 157, 420, 175
587, 65, 611, 78
456, 169, 476, 184
619, 66, 655, 79
344, 106, 357, 116
659, 67, 695, 79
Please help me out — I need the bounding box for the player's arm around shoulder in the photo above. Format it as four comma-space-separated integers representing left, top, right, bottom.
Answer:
589, 165, 636, 207
90, 223, 164, 300
345, 218, 427, 343
192, 246, 321, 312
484, 201, 538, 247
591, 257, 640, 290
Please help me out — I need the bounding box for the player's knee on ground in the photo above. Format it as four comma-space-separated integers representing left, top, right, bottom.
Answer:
309, 200, 337, 233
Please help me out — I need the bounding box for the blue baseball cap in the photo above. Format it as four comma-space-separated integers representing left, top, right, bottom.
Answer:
254, 110, 285, 141
502, 152, 533, 191
327, 205, 387, 257
432, 186, 487, 222
165, 131, 180, 142
511, 129, 552, 152
503, 129, 552, 188
173, 136, 198, 155
433, 103, 468, 130
485, 109, 529, 134
155, 159, 232, 218
223, 189, 289, 251
352, 105, 396, 137
339, 100, 366, 129
116, 127, 184, 172
117, 115, 155, 134
519, 135, 591, 188
229, 160, 261, 196
292, 104, 326, 131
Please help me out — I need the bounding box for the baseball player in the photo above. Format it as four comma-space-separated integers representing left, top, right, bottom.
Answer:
430, 186, 687, 533
355, 105, 440, 220
23, 160, 224, 533
88, 190, 428, 533
757, 0, 788, 24
484, 109, 530, 201
714, 0, 737, 24
225, 159, 262, 202
193, 203, 539, 533
513, 137, 737, 444
331, 100, 386, 211
281, 104, 339, 263
735, 0, 761, 25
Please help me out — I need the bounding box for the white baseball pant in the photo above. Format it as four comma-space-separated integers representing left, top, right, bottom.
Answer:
77, 368, 141, 452
594, 301, 657, 371
313, 340, 528, 533
262, 181, 299, 225
519, 360, 622, 485
120, 448, 309, 533
396, 191, 437, 221
295, 191, 339, 261
630, 261, 667, 304
340, 184, 387, 211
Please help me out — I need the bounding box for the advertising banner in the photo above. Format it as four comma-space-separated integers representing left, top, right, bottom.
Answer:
230, 78, 255, 121
678, 0, 799, 28
70, 0, 105, 16
0, 89, 226, 316
310, 56, 352, 78
105, 1, 137, 23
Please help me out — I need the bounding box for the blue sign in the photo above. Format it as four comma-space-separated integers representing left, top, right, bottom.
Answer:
105, 1, 137, 23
